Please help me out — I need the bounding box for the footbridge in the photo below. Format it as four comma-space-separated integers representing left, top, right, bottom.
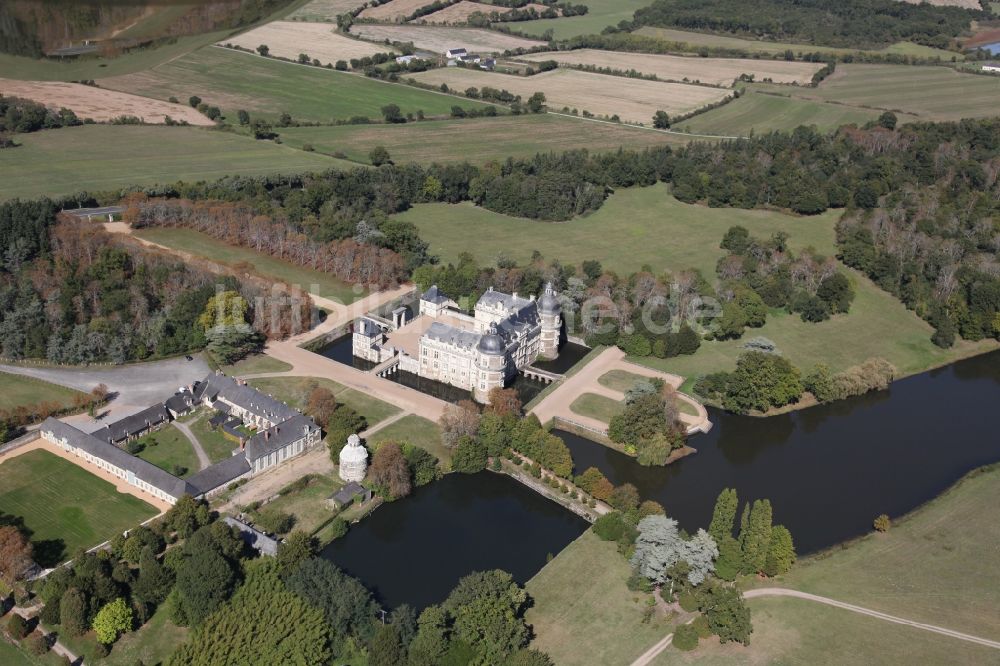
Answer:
522, 366, 565, 384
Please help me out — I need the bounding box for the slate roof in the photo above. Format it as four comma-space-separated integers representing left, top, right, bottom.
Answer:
421, 284, 450, 305
477, 287, 535, 313
223, 517, 279, 556
40, 418, 196, 500
425, 320, 483, 351
244, 414, 319, 463
186, 454, 251, 496
330, 481, 370, 506
164, 393, 194, 415
90, 403, 171, 444
195, 373, 298, 424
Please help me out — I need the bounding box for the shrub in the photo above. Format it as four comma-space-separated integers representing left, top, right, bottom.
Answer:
672, 623, 698, 651
692, 614, 712, 639
255, 509, 295, 535
873, 514, 891, 532
592, 511, 631, 542
677, 592, 698, 613
6, 613, 28, 639
124, 440, 145, 454
25, 632, 49, 655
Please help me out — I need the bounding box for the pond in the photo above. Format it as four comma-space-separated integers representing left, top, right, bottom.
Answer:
313, 334, 377, 371
321, 472, 588, 610
558, 350, 1000, 555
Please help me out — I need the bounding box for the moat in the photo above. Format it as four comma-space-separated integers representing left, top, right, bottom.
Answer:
324, 350, 1000, 609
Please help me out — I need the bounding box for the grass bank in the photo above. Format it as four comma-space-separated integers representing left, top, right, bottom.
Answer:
0, 371, 86, 412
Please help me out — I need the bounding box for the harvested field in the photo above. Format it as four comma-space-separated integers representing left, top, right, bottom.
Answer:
521, 49, 823, 85
755, 64, 1000, 122
0, 78, 213, 124
288, 0, 368, 21
418, 1, 501, 24
359, 0, 437, 21
279, 114, 693, 164
409, 67, 730, 122
221, 21, 389, 65
350, 23, 545, 53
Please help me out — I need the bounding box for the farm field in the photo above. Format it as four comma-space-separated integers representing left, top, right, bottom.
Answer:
632, 27, 961, 60
409, 67, 731, 122
525, 530, 674, 665
220, 21, 389, 65
514, 0, 650, 40
0, 125, 342, 201
677, 90, 884, 135
100, 46, 489, 123
0, 78, 213, 125
359, 0, 438, 21
0, 449, 158, 565
520, 49, 823, 85
0, 371, 86, 412
349, 23, 545, 53
278, 114, 691, 164
418, 1, 503, 24
635, 268, 996, 380
398, 183, 839, 278
288, 0, 367, 21
132, 226, 365, 305
756, 64, 1000, 121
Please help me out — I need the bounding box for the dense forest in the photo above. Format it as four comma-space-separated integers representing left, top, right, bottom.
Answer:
632, 0, 984, 49
0, 200, 309, 364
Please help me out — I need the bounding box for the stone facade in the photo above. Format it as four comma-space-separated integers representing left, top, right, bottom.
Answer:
354, 284, 562, 403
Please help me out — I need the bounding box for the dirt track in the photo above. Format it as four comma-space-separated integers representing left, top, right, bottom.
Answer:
0, 78, 214, 125
222, 21, 389, 65
521, 49, 823, 86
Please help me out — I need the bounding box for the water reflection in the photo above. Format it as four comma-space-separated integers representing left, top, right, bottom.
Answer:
557, 350, 1000, 554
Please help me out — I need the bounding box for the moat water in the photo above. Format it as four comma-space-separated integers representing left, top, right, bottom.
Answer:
320, 472, 587, 610
323, 339, 999, 608
559, 349, 1000, 555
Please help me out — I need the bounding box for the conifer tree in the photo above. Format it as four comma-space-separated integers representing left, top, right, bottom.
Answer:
708, 488, 738, 543
740, 499, 773, 574
763, 525, 796, 576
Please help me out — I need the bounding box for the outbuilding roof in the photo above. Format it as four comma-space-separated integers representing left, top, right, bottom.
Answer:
244, 414, 319, 462
186, 454, 251, 496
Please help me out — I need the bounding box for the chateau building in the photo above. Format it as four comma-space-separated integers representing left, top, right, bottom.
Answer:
354, 283, 562, 402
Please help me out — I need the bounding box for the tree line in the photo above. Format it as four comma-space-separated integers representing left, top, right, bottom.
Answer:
631, 0, 983, 50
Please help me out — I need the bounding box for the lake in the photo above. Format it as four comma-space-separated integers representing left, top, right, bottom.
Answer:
321, 472, 588, 610
559, 350, 1000, 555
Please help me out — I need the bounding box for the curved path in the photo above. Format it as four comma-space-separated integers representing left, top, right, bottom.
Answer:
630, 588, 1000, 666
172, 420, 211, 470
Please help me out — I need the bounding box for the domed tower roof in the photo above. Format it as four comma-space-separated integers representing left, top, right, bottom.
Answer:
538, 282, 560, 314
339, 434, 367, 463
477, 323, 505, 355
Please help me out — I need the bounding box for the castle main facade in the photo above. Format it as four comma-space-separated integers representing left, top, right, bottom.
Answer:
354, 284, 562, 402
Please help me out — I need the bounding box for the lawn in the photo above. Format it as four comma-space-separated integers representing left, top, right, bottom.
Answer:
0, 125, 344, 201
514, 0, 651, 39
399, 183, 839, 278
678, 90, 883, 136
133, 425, 200, 478
649, 596, 1000, 665
133, 226, 365, 305
525, 530, 674, 665
754, 463, 1000, 643
368, 414, 448, 466
0, 449, 157, 565
221, 354, 294, 375
569, 392, 623, 424
754, 64, 1000, 122
278, 114, 691, 165
56, 602, 188, 666
0, 371, 86, 412
99, 46, 494, 124
634, 268, 997, 380
187, 412, 239, 464
250, 474, 342, 534
246, 376, 401, 427
0, 640, 65, 666
632, 27, 961, 60
598, 369, 648, 393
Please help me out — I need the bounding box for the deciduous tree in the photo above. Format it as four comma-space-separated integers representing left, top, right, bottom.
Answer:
0, 525, 33, 584
369, 442, 412, 500
92, 597, 133, 644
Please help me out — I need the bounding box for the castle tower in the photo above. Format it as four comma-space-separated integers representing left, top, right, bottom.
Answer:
538, 282, 562, 360
473, 323, 507, 403
338, 434, 368, 482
